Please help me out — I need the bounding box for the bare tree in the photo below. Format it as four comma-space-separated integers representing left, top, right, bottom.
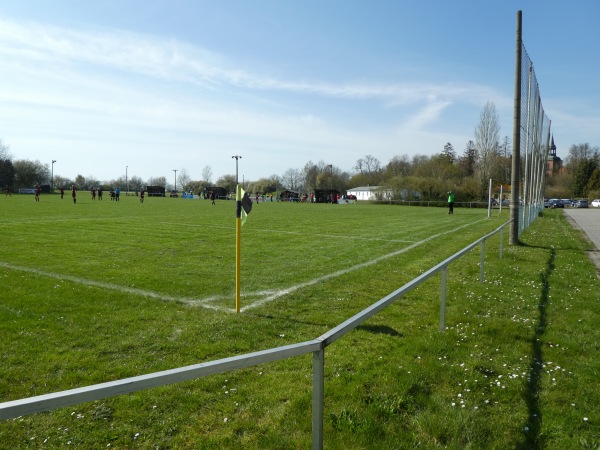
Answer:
565, 143, 599, 172
354, 154, 381, 176
202, 165, 213, 183
148, 176, 167, 187
281, 168, 302, 191
474, 101, 501, 195
0, 139, 10, 160
53, 175, 72, 189
128, 175, 144, 192
353, 154, 382, 186
302, 161, 319, 192
177, 168, 191, 190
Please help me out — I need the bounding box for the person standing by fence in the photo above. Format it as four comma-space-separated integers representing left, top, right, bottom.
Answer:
447, 191, 455, 214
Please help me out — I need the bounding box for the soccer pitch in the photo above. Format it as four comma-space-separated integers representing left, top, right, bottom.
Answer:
0, 194, 502, 314
0, 194, 511, 447
3, 195, 600, 449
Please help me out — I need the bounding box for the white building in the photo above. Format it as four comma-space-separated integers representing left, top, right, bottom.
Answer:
346, 186, 392, 201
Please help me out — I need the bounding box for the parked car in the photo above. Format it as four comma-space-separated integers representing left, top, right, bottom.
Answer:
592, 199, 600, 208
574, 199, 588, 208
544, 199, 551, 208
550, 199, 564, 208
562, 199, 573, 207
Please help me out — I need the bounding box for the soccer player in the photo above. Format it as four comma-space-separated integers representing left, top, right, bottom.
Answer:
447, 191, 455, 214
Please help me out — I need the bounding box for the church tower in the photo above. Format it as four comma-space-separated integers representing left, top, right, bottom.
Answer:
547, 135, 562, 175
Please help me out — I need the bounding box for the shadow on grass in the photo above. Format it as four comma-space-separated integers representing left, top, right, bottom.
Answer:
246, 312, 331, 329
517, 248, 555, 450
356, 324, 404, 338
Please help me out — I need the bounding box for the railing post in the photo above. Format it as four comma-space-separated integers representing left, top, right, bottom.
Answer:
312, 348, 325, 450
440, 267, 447, 332
480, 240, 485, 282
499, 226, 504, 259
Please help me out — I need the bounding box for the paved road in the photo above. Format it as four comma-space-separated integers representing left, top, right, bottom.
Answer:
563, 208, 600, 274
563, 208, 600, 249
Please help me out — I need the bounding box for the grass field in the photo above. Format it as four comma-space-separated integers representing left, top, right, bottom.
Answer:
0, 193, 599, 449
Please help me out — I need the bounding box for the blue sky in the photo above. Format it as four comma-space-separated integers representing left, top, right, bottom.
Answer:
0, 1, 598, 185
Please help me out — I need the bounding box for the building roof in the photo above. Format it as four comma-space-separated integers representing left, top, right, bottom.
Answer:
347, 186, 384, 192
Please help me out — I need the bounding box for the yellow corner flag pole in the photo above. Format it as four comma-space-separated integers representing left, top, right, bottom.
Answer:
235, 184, 242, 313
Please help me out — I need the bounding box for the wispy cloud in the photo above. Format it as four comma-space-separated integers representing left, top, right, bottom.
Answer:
0, 16, 506, 180
0, 17, 499, 108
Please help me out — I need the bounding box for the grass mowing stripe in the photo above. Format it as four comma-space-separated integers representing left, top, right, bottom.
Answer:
241, 218, 489, 311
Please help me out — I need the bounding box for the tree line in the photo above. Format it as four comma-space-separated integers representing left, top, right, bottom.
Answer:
2, 102, 599, 200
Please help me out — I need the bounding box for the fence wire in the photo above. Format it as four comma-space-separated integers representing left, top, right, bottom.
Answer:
518, 44, 551, 236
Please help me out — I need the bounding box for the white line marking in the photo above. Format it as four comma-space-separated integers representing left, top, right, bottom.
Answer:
0, 262, 221, 309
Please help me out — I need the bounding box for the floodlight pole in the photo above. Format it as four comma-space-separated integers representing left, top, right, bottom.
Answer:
51, 160, 56, 192
172, 169, 178, 193
232, 155, 242, 185
126, 166, 128, 196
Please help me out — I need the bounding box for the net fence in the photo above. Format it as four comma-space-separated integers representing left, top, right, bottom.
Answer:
517, 43, 551, 237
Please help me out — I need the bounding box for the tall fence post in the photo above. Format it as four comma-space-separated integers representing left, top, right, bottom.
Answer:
312, 348, 325, 450
487, 178, 492, 218
480, 240, 485, 282
439, 267, 447, 332
510, 10, 522, 244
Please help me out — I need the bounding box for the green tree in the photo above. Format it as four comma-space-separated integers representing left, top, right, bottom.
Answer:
0, 139, 15, 188
572, 159, 598, 197
74, 175, 87, 189
185, 180, 211, 194
442, 142, 456, 163
584, 168, 600, 195
384, 155, 412, 180
215, 174, 237, 193
565, 143, 599, 173
250, 177, 278, 194
13, 159, 50, 188
458, 140, 477, 178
